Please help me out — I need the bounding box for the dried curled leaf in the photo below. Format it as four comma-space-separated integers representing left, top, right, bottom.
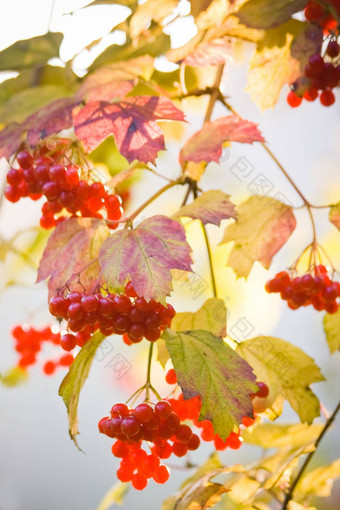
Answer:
220, 195, 296, 278
329, 202, 340, 231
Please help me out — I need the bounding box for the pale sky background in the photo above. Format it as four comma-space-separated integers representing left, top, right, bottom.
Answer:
0, 1, 340, 510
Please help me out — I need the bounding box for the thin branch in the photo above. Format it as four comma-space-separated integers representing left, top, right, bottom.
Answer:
201, 222, 218, 298
282, 400, 340, 510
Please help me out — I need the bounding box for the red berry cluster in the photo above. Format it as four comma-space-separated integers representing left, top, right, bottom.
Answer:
48, 282, 176, 350
265, 266, 340, 313
4, 143, 123, 229
165, 370, 268, 450
98, 401, 199, 490
11, 324, 74, 375
287, 1, 340, 107
305, 0, 340, 31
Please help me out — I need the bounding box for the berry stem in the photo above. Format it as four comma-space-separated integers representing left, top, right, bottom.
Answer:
145, 342, 154, 401
119, 178, 183, 226
282, 399, 340, 510
201, 222, 218, 298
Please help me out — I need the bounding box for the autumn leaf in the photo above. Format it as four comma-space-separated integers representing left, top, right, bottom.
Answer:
37, 218, 110, 298
296, 459, 340, 498
0, 122, 26, 160
77, 55, 154, 102
237, 336, 325, 423
171, 298, 227, 338
99, 215, 192, 302
26, 97, 81, 146
236, 0, 307, 29
323, 308, 340, 353
74, 96, 185, 163
163, 329, 258, 439
220, 195, 296, 278
180, 115, 264, 165
189, 0, 215, 18
246, 21, 307, 110
0, 32, 63, 71
129, 0, 178, 38
329, 202, 340, 230
97, 482, 130, 510
1, 366, 28, 387
183, 38, 232, 66
59, 332, 105, 446
242, 423, 323, 449
173, 190, 236, 226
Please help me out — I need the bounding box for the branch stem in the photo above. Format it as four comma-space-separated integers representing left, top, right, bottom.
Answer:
282, 400, 340, 510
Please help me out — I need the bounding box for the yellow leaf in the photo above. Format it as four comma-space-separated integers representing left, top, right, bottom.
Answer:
97, 482, 129, 510
246, 21, 303, 110
237, 336, 325, 423
220, 196, 296, 278
130, 0, 178, 38
171, 298, 227, 337
323, 307, 340, 354
1, 367, 28, 387
242, 423, 323, 449
156, 338, 170, 368
297, 459, 340, 498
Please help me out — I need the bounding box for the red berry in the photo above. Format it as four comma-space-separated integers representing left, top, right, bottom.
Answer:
17, 150, 33, 169
43, 360, 56, 375
320, 90, 335, 106
6, 168, 23, 186
303, 88, 318, 101
155, 401, 172, 419
59, 353, 74, 367
81, 295, 99, 313
132, 474, 148, 490
153, 464, 170, 484
287, 91, 302, 108
165, 368, 177, 385
111, 403, 129, 417
49, 164, 65, 182
60, 333, 77, 351
124, 281, 138, 298
134, 403, 154, 423
326, 41, 340, 58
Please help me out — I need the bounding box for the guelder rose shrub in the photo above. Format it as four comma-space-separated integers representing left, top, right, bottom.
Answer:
1, 1, 340, 508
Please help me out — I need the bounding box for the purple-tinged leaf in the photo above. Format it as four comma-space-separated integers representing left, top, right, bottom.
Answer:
37, 218, 110, 298
99, 215, 192, 302
183, 38, 232, 66
74, 96, 186, 163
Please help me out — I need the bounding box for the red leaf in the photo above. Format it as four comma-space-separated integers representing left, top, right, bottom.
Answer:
99, 215, 193, 302
180, 115, 265, 164
183, 38, 232, 67
37, 218, 110, 298
74, 96, 186, 163
26, 97, 81, 146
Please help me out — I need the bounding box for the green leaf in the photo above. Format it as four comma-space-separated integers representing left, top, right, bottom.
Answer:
0, 32, 63, 72
323, 308, 340, 353
171, 298, 227, 338
163, 329, 258, 439
99, 215, 192, 303
97, 482, 130, 510
242, 423, 323, 449
1, 366, 28, 387
220, 196, 296, 278
236, 0, 307, 29
0, 85, 71, 124
237, 337, 325, 423
59, 332, 105, 446
329, 202, 340, 230
296, 459, 340, 498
